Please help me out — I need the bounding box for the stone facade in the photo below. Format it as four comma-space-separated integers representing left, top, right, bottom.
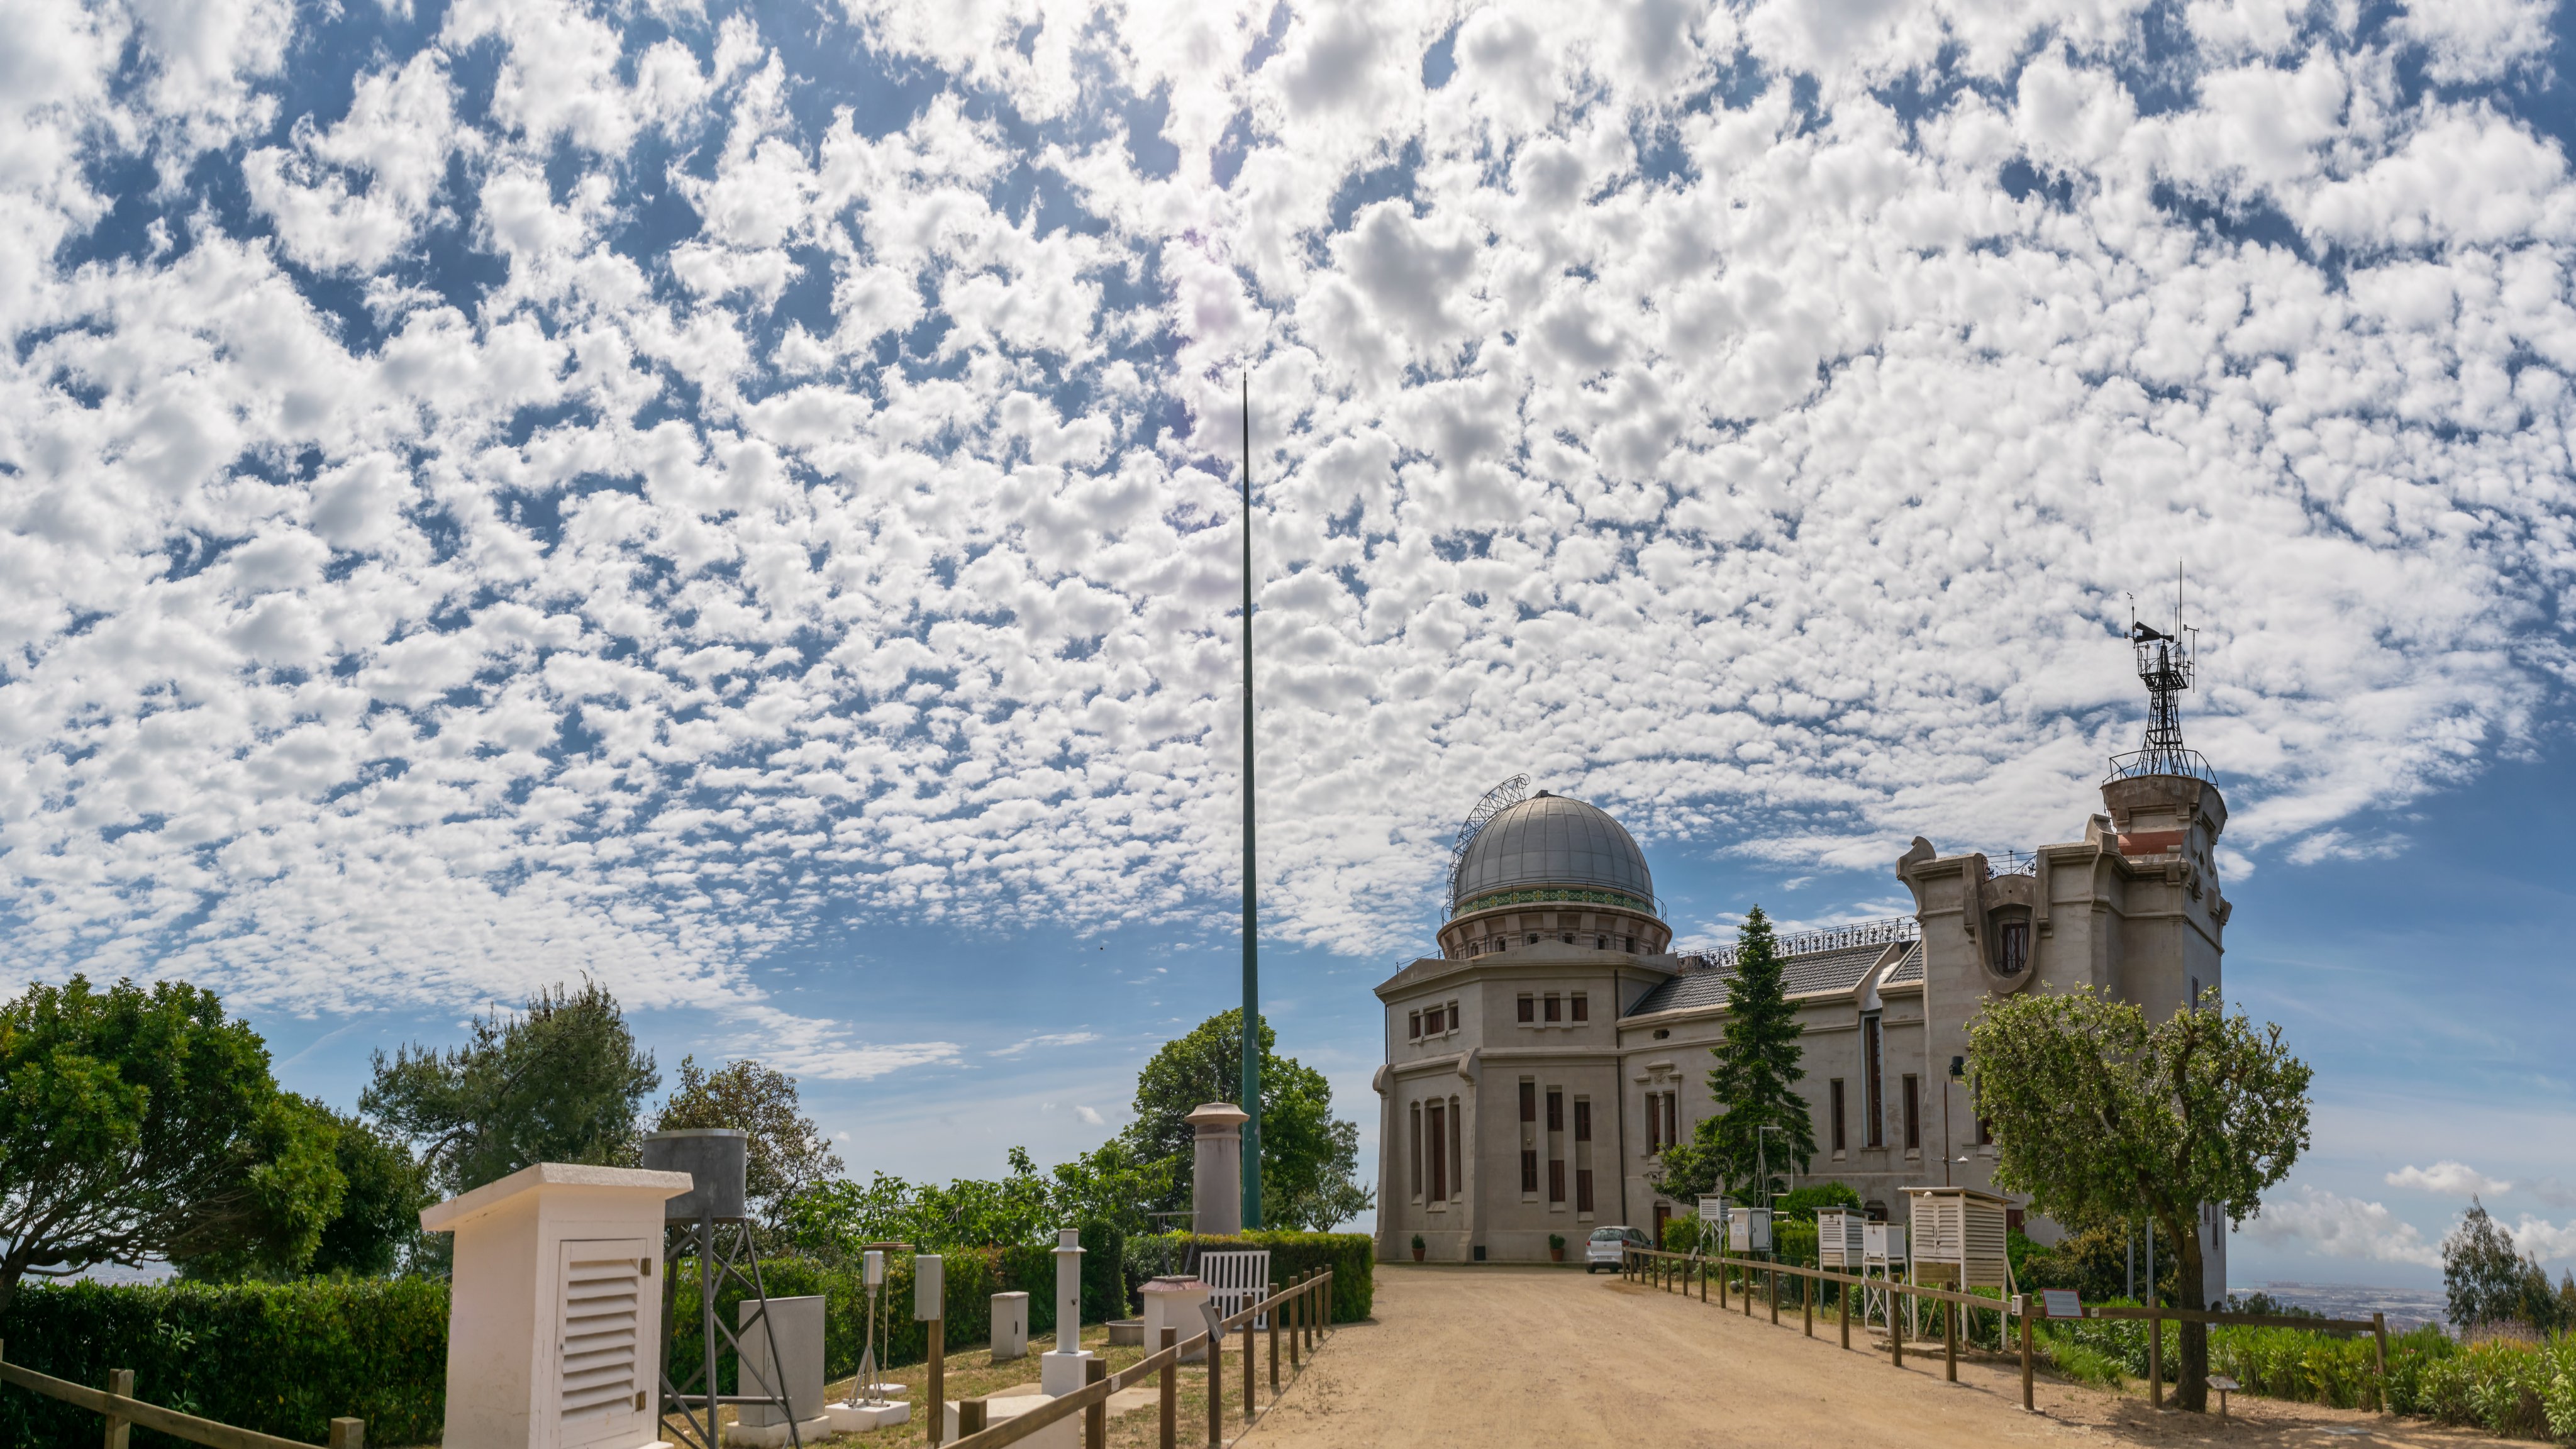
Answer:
1372, 771, 2232, 1303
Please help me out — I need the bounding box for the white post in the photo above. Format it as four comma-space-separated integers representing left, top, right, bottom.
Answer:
1040, 1226, 1094, 1397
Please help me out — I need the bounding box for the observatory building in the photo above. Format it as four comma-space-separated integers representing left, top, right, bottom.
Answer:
1371, 622, 2231, 1302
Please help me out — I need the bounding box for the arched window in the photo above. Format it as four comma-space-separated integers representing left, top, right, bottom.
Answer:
1999, 919, 2031, 975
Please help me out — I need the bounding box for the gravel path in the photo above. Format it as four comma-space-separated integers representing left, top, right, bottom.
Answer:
1239, 1264, 2521, 1449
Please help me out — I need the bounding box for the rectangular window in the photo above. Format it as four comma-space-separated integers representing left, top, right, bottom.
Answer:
1519, 1080, 1536, 1123
1979, 1116, 1994, 1146
1663, 1093, 1679, 1148
1448, 1098, 1463, 1200
1518, 994, 1534, 1024
1646, 1092, 1662, 1153
1864, 1015, 1885, 1149
1407, 1010, 1421, 1040
1446, 1002, 1461, 1033
1570, 993, 1589, 1023
1521, 1149, 1538, 1194
1573, 1099, 1592, 1143
1830, 1079, 1847, 1153
1546, 1088, 1564, 1133
1999, 919, 2030, 975
1543, 994, 1561, 1023
1427, 1102, 1447, 1202
1409, 1103, 1422, 1199
1576, 1168, 1595, 1213
1548, 1159, 1566, 1204
1902, 1074, 1921, 1151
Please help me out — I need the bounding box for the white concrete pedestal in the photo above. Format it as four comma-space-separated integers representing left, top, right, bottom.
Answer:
1039, 1348, 1095, 1396
720, 1417, 829, 1448
824, 1399, 909, 1431
1140, 1276, 1210, 1363
945, 1394, 1076, 1449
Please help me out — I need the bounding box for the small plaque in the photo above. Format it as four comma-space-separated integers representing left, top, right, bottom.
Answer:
2041, 1289, 2082, 1319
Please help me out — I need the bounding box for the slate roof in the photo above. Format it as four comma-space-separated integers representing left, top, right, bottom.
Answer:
1623, 940, 1892, 1017
1879, 940, 1925, 985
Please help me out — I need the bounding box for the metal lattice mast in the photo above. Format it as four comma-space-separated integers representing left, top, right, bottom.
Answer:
1239, 374, 1263, 1230
2107, 565, 2211, 782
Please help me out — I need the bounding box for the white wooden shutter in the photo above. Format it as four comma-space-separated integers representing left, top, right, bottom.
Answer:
557, 1238, 655, 1449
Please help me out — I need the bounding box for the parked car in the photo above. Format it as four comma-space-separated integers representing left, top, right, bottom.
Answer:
1585, 1224, 1650, 1272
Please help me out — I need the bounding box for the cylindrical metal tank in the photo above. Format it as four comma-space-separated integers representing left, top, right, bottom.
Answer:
643, 1128, 748, 1221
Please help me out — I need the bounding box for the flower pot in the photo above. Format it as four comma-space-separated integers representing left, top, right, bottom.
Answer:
1550, 1247, 1564, 1263
1412, 1246, 1425, 1262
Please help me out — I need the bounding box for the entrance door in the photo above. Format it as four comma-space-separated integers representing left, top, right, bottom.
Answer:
1653, 1203, 1671, 1249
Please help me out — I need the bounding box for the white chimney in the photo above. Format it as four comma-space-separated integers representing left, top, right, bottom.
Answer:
420, 1163, 692, 1449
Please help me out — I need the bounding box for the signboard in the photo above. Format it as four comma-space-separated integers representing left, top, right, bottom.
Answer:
2041, 1290, 2083, 1321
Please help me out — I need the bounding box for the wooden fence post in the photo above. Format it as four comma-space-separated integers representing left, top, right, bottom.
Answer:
928, 1316, 946, 1447
105, 1368, 133, 1449
328, 1419, 365, 1449
959, 1399, 989, 1436
1840, 1277, 1852, 1351
1159, 1326, 1178, 1449
2372, 1312, 2389, 1411
1289, 1274, 1302, 1370
2019, 1298, 2035, 1412
1891, 1288, 1904, 1369
1208, 1321, 1224, 1449
1768, 1268, 1779, 1325
1242, 1317, 1256, 1422
2147, 1309, 2162, 1409
1086, 1357, 1109, 1449
1945, 1296, 1958, 1382
1802, 1274, 1812, 1337
1269, 1281, 1280, 1391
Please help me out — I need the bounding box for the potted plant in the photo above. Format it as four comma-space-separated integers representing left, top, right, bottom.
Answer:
1548, 1233, 1565, 1263
1411, 1233, 1426, 1262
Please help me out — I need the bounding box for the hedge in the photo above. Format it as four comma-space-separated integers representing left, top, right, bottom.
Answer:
0, 1279, 447, 1448
1139, 1233, 1374, 1323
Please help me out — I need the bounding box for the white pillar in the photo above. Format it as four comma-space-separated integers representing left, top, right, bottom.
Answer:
1039, 1226, 1093, 1396
1187, 1102, 1249, 1237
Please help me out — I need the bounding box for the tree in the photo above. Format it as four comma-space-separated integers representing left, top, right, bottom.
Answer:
1120, 1010, 1371, 1231
363, 980, 659, 1196
2443, 1199, 2565, 1334
1968, 985, 2311, 1413
1654, 906, 1814, 1206
179, 1106, 428, 1282
0, 976, 345, 1312
653, 1057, 845, 1230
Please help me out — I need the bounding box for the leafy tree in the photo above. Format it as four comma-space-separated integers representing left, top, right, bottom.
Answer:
1120, 1009, 1370, 1231
2443, 1199, 2565, 1334
0, 975, 344, 1312
1773, 1182, 1863, 1222
1968, 985, 2311, 1413
653, 1056, 845, 1230
179, 1106, 428, 1282
1655, 906, 1813, 1205
363, 980, 659, 1196
1048, 1138, 1180, 1239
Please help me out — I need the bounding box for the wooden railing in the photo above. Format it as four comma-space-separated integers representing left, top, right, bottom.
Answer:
1618, 1248, 2392, 1413
0, 1339, 364, 1449
947, 1269, 1335, 1449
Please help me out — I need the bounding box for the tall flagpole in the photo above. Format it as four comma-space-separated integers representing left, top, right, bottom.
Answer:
1238, 374, 1263, 1230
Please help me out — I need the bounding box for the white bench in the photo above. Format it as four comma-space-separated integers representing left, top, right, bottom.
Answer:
1197, 1250, 1272, 1330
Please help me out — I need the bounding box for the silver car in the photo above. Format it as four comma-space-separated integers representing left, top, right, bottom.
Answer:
1585, 1224, 1650, 1272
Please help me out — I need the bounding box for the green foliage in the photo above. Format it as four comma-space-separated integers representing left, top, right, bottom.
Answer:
2446, 1200, 2570, 1335
2009, 1222, 2184, 1304
1774, 1182, 1863, 1221
306, 1110, 428, 1279
1663, 1217, 1701, 1255
1170, 1233, 1374, 1323
0, 975, 345, 1311
0, 1277, 447, 1446
364, 979, 660, 1197
781, 1145, 1137, 1259
1970, 984, 2311, 1410
1655, 906, 1813, 1204
1119, 1011, 1370, 1231
653, 1057, 845, 1232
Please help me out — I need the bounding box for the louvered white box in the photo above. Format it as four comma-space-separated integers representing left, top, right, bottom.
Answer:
422, 1163, 694, 1449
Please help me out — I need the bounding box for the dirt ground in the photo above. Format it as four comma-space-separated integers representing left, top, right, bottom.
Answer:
1240, 1265, 2527, 1449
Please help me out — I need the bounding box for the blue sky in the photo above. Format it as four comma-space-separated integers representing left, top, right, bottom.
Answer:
6, 0, 2575, 1290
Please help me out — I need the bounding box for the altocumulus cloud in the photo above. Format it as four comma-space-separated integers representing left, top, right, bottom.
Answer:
5, 0, 2576, 1069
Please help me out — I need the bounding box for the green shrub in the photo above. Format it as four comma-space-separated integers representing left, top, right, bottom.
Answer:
1161, 1233, 1374, 1322
1663, 1218, 1702, 1256
0, 1278, 447, 1448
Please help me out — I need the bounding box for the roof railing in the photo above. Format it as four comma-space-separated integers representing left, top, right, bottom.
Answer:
1675, 915, 1919, 971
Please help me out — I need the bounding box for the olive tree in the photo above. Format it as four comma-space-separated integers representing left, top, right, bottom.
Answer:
1968, 985, 2310, 1413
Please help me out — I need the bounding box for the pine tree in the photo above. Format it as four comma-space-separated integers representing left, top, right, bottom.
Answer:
1656, 906, 1814, 1204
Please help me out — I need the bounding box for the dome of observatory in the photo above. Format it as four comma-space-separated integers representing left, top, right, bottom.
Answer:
1451, 792, 1655, 910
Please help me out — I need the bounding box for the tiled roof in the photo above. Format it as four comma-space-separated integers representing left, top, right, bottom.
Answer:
1880, 941, 1925, 985
1624, 941, 1891, 1017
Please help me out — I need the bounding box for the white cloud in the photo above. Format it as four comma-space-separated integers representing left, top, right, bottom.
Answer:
992, 1032, 1104, 1058
2510, 1216, 2576, 1264
1074, 1104, 1105, 1125
2241, 1187, 2441, 1267
2387, 1161, 2513, 1197
6, 0, 2576, 1025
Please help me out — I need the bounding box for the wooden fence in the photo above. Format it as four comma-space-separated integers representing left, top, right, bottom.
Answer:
947, 1268, 1335, 1449
0, 1339, 364, 1449
1619, 1247, 2391, 1413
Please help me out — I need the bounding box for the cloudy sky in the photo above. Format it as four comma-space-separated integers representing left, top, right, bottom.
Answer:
6, 0, 2575, 1287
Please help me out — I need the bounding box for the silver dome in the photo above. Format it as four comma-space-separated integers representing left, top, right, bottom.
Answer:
1450, 792, 1655, 911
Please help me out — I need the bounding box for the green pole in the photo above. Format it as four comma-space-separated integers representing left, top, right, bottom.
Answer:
1240, 374, 1263, 1230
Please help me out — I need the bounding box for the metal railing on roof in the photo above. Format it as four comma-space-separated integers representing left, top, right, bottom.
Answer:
2106, 747, 2214, 784
1984, 849, 2040, 877
1676, 915, 1919, 972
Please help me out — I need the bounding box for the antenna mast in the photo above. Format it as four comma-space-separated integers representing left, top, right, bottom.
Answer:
2107, 565, 2211, 782
1238, 374, 1262, 1231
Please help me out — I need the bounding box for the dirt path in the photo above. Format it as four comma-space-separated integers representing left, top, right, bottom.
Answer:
1241, 1265, 2519, 1449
